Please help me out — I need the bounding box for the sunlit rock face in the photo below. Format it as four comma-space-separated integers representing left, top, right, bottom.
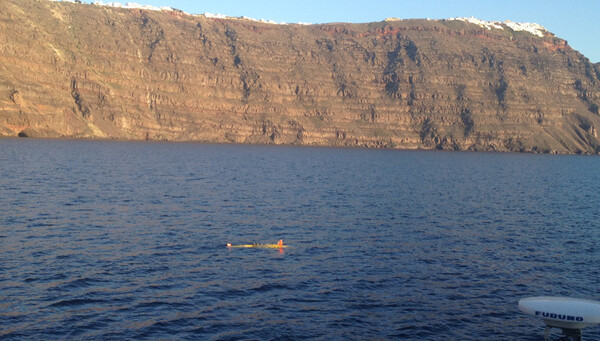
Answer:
1, 0, 599, 154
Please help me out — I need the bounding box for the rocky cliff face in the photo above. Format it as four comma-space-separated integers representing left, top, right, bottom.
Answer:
1, 0, 600, 154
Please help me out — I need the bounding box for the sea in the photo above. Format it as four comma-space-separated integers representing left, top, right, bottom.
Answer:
1, 138, 599, 340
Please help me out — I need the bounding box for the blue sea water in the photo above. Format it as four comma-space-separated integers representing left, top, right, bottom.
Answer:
1, 138, 599, 340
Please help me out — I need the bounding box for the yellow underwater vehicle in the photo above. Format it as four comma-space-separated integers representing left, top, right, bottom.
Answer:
226, 239, 287, 249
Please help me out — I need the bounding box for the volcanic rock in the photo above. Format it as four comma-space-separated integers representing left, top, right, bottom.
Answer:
1, 0, 599, 154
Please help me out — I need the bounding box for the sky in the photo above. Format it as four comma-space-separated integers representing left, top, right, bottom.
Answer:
100, 0, 599, 62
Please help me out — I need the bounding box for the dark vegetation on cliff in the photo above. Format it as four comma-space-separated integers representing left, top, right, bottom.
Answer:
1, 0, 599, 154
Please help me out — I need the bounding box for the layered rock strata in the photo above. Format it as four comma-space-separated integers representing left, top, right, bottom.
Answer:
1, 0, 599, 154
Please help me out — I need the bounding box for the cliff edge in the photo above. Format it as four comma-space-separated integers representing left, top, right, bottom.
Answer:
1, 0, 599, 154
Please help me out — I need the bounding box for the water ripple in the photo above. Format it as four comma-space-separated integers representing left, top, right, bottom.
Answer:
1, 140, 600, 340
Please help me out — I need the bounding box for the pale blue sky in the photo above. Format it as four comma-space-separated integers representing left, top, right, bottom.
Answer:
100, 0, 599, 62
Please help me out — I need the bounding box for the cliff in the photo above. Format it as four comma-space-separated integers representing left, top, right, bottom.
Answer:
1, 0, 599, 154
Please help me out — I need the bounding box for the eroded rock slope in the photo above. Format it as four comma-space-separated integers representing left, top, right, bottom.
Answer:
1, 0, 599, 153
